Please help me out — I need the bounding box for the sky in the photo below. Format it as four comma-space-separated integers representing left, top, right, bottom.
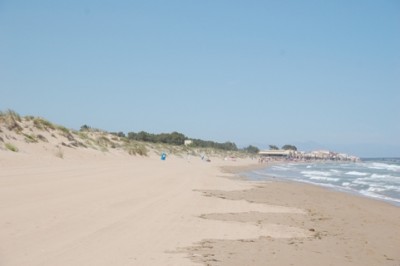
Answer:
1, 0, 399, 157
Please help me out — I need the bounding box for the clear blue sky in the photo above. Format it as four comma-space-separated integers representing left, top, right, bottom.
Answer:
1, 1, 399, 157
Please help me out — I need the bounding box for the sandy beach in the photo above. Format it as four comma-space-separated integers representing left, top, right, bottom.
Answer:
0, 118, 399, 265
1, 150, 399, 266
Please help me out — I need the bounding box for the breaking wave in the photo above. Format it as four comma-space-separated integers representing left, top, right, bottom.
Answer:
244, 158, 400, 206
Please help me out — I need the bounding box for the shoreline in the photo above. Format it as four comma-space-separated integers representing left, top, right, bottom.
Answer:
237, 160, 400, 208
183, 161, 400, 265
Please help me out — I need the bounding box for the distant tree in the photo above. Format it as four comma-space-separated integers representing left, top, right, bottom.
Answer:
282, 144, 297, 151
127, 132, 137, 140
80, 125, 91, 131
189, 139, 238, 151
269, 145, 279, 150
243, 145, 260, 154
126, 131, 186, 145
220, 141, 238, 151
112, 132, 126, 138
168, 131, 186, 145
136, 131, 151, 142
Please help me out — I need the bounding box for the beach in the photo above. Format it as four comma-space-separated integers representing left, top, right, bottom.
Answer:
0, 147, 399, 266
0, 149, 290, 265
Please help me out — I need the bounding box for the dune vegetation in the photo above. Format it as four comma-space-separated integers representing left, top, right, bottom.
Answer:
0, 109, 259, 159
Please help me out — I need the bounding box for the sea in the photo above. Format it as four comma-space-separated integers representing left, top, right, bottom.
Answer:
244, 158, 400, 206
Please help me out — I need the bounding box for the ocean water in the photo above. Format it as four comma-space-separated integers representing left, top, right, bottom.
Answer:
244, 158, 400, 206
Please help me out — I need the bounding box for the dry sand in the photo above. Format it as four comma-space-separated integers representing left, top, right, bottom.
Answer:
1, 144, 399, 265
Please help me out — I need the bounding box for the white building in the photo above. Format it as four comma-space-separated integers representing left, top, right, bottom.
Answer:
184, 140, 193, 146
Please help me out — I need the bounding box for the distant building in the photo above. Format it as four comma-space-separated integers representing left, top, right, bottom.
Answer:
184, 140, 193, 146
258, 149, 293, 158
310, 150, 331, 159
258, 149, 359, 162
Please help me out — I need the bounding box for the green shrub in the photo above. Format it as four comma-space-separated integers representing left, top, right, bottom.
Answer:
5, 143, 18, 152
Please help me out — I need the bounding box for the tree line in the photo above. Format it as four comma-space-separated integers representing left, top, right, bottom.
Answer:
269, 144, 297, 151
127, 131, 186, 146
189, 138, 238, 151
81, 125, 260, 154
126, 131, 243, 152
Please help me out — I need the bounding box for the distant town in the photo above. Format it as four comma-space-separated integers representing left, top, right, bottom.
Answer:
258, 149, 360, 162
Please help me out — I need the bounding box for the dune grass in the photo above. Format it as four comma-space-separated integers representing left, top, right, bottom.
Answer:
33, 118, 56, 131
0, 110, 23, 132
23, 133, 38, 143
36, 134, 48, 142
57, 125, 70, 135
96, 135, 112, 148
124, 141, 148, 156
0, 109, 21, 122
1, 109, 254, 159
5, 143, 18, 152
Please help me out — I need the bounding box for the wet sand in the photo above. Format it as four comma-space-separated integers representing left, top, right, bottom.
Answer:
183, 167, 400, 266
